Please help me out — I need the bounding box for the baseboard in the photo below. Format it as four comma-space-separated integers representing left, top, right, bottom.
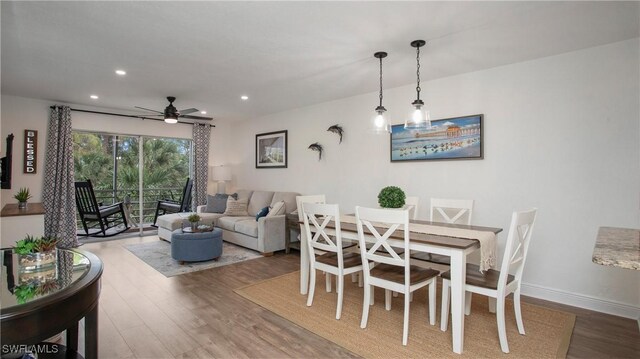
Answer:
521, 282, 640, 319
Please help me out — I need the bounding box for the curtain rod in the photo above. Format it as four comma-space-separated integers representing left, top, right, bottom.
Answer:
49, 106, 216, 127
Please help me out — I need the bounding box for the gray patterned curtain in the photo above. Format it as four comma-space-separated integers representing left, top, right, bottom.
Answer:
192, 123, 210, 209
43, 106, 78, 248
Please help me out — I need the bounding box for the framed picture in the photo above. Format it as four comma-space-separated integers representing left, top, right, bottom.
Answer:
390, 114, 483, 162
256, 130, 288, 168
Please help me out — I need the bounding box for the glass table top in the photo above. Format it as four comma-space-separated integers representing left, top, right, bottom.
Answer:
0, 248, 90, 310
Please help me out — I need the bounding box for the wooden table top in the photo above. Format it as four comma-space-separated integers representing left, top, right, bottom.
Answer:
593, 226, 640, 270
0, 202, 45, 217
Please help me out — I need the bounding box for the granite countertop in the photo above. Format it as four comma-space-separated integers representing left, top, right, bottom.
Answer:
592, 227, 640, 270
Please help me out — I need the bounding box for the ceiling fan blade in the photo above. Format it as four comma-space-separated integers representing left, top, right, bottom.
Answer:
180, 114, 213, 121
178, 108, 199, 115
135, 106, 163, 114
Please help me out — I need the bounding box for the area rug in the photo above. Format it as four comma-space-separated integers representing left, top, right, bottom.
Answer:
235, 272, 575, 358
125, 240, 261, 277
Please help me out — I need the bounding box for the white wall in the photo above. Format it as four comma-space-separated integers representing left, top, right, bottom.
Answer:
229, 39, 640, 317
0, 95, 232, 207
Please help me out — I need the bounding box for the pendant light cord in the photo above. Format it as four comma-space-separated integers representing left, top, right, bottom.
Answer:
415, 45, 421, 101
379, 56, 384, 108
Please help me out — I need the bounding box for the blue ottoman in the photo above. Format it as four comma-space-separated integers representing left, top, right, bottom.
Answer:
171, 228, 223, 264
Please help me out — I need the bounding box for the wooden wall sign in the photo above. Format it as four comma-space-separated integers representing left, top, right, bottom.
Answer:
23, 129, 37, 174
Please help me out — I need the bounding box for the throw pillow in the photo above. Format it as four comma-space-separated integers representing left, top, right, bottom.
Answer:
267, 201, 286, 217
205, 193, 238, 213
223, 196, 249, 216
255, 206, 270, 221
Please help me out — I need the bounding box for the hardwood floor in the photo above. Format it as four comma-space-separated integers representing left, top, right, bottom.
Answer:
79, 236, 639, 358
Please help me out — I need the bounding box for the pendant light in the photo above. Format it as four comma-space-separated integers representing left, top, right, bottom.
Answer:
404, 40, 431, 130
371, 51, 390, 133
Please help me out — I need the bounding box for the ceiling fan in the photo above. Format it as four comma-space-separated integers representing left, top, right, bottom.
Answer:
135, 96, 213, 124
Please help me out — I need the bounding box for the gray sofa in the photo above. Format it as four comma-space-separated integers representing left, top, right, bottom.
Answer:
193, 189, 299, 255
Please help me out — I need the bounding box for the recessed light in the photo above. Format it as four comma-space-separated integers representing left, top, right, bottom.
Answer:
90, 95, 99, 99
200, 111, 207, 115
241, 95, 249, 100
115, 69, 126, 76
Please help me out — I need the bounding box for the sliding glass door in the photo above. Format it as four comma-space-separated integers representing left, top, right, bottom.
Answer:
73, 131, 191, 233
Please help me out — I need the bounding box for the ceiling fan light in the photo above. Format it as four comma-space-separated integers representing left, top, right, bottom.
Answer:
164, 117, 178, 124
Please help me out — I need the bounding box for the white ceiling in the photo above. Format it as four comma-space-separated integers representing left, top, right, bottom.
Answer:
2, 1, 638, 123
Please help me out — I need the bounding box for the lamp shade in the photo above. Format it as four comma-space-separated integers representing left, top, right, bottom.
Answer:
211, 165, 232, 182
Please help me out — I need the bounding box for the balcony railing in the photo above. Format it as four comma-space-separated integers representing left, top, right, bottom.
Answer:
77, 187, 185, 228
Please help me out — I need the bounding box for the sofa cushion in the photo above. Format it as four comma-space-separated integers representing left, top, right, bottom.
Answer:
157, 212, 219, 231
271, 192, 299, 214
217, 216, 253, 231
234, 219, 259, 238
235, 189, 253, 202
205, 193, 237, 213
248, 191, 275, 216
255, 206, 269, 221
267, 201, 286, 217
223, 197, 249, 216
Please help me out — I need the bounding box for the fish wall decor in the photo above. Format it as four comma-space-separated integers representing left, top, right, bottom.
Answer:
308, 142, 324, 161
327, 124, 344, 144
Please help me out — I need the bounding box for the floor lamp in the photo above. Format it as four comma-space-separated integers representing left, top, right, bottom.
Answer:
211, 165, 232, 194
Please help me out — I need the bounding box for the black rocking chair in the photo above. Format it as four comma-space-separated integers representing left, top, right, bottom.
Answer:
152, 178, 193, 226
75, 179, 130, 237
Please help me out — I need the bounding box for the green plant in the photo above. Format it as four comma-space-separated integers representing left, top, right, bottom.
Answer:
14, 284, 37, 304
188, 213, 201, 223
14, 235, 59, 254
14, 187, 32, 202
378, 186, 406, 208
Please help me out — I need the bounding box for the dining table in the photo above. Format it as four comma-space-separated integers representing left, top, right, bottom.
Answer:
298, 214, 502, 354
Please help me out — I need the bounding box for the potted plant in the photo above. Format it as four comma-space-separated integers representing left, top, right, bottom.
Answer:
187, 213, 201, 231
378, 186, 406, 209
14, 235, 59, 270
14, 187, 32, 209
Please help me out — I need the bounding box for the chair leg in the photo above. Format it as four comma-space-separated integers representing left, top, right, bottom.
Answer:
402, 291, 410, 346
393, 291, 399, 298
440, 279, 450, 331
488, 297, 497, 313
307, 269, 316, 307
465, 291, 472, 315
351, 273, 358, 283
428, 281, 436, 325
370, 286, 375, 305
497, 297, 510, 353
410, 292, 414, 302
514, 289, 525, 335
153, 204, 162, 226
361, 284, 371, 329
326, 273, 332, 293
336, 274, 344, 320
385, 289, 392, 311
358, 272, 363, 287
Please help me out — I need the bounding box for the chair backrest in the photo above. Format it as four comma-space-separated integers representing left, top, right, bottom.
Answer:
404, 196, 419, 220
497, 208, 537, 290
75, 179, 100, 216
355, 206, 411, 285
301, 202, 346, 266
180, 178, 194, 211
430, 198, 474, 225
296, 195, 326, 222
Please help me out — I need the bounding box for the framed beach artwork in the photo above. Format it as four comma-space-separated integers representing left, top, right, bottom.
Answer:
256, 130, 288, 168
390, 114, 483, 162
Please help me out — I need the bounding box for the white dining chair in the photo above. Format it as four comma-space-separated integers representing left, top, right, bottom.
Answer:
411, 198, 474, 266
440, 208, 538, 353
404, 196, 420, 220
355, 206, 439, 346
302, 202, 363, 320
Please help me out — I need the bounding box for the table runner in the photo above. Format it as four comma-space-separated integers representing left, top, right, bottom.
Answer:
340, 214, 497, 272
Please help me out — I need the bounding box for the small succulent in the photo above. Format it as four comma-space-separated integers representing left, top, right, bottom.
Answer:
14, 187, 32, 202
14, 235, 59, 254
188, 213, 201, 223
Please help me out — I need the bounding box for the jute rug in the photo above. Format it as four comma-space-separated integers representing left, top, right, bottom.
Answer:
235, 271, 575, 358
125, 240, 261, 277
